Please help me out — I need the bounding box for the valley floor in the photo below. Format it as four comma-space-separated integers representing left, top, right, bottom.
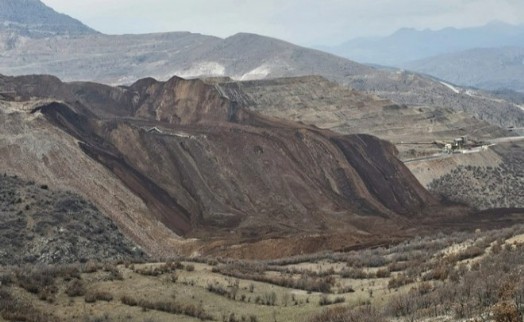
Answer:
1, 224, 524, 322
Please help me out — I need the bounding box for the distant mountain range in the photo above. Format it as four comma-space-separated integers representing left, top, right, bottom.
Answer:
405, 47, 524, 92
0, 0, 523, 129
320, 22, 524, 66
318, 22, 524, 92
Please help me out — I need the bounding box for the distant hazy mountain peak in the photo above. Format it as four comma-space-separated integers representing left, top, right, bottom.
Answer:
320, 21, 524, 66
0, 0, 97, 37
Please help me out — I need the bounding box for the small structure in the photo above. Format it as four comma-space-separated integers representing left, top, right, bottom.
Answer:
453, 136, 466, 150
442, 136, 468, 153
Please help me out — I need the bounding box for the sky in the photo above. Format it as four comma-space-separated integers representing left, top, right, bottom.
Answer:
41, 0, 524, 46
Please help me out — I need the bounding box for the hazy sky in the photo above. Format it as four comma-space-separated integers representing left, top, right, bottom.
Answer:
41, 0, 524, 46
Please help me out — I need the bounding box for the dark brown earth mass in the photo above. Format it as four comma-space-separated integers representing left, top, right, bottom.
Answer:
0, 74, 464, 258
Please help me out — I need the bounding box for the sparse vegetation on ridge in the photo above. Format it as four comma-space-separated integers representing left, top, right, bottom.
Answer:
429, 143, 524, 210
0, 174, 145, 265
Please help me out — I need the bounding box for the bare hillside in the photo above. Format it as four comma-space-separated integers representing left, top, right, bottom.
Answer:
0, 74, 468, 259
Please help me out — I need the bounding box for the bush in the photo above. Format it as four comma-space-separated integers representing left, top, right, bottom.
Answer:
422, 265, 450, 281
388, 274, 414, 290
319, 295, 345, 306
492, 301, 521, 322
65, 279, 86, 297
456, 246, 484, 261
0, 289, 57, 322
376, 268, 391, 278
84, 291, 113, 303
340, 268, 368, 279
120, 295, 138, 306
120, 295, 212, 320
309, 305, 386, 322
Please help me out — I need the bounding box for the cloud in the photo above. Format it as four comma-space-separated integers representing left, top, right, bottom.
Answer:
41, 0, 524, 45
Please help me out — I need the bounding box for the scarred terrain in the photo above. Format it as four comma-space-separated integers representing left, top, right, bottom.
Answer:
0, 74, 464, 259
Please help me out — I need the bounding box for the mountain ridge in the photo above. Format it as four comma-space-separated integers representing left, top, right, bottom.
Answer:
320, 22, 524, 66
0, 2, 523, 130
405, 47, 524, 93
0, 0, 97, 37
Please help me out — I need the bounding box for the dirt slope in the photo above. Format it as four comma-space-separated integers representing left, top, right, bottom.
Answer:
0, 74, 452, 258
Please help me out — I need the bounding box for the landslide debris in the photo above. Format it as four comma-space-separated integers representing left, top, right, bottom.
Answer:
0, 74, 461, 258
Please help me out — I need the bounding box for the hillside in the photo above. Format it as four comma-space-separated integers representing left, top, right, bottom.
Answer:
0, 0, 96, 37
427, 141, 524, 210
212, 76, 511, 159
1, 31, 522, 130
212, 76, 522, 211
0, 174, 144, 265
0, 73, 463, 258
405, 47, 524, 93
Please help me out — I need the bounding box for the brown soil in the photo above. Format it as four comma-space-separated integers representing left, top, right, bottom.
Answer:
0, 74, 474, 259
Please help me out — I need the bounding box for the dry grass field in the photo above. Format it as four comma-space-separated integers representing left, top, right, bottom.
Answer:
1, 224, 524, 322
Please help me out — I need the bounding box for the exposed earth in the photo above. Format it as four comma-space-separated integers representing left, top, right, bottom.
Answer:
0, 73, 475, 260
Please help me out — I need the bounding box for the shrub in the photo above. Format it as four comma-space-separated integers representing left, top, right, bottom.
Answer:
0, 289, 57, 322
456, 246, 484, 261
309, 305, 386, 322
263, 292, 277, 306
319, 295, 345, 306
492, 301, 521, 322
121, 295, 138, 306
207, 283, 229, 297
422, 265, 450, 281
376, 268, 391, 278
65, 279, 86, 297
340, 268, 368, 279
388, 261, 409, 272
388, 274, 414, 290
120, 295, 212, 320
85, 291, 113, 303
83, 261, 100, 273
